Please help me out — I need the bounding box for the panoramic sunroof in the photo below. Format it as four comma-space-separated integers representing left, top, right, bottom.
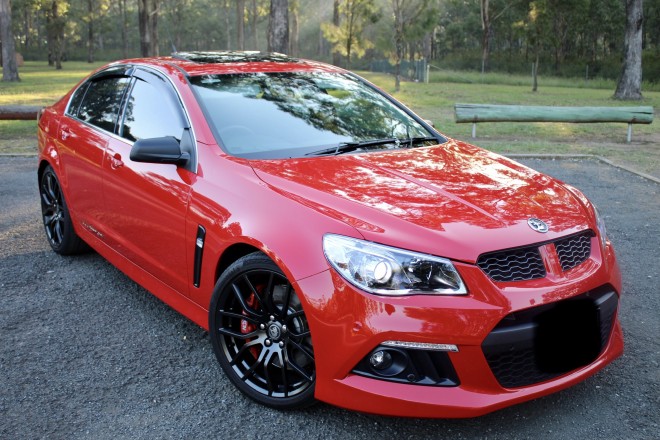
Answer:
172, 51, 300, 64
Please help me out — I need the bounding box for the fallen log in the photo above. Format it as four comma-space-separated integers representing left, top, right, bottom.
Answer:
0, 105, 42, 121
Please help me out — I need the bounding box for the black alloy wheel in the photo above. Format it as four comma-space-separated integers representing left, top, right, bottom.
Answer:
209, 253, 316, 409
39, 165, 86, 255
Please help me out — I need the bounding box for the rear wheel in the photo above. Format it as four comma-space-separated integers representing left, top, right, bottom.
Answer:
209, 253, 316, 409
39, 165, 86, 255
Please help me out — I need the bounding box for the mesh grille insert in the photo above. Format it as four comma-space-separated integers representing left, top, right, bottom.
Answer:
555, 231, 593, 271
477, 247, 546, 282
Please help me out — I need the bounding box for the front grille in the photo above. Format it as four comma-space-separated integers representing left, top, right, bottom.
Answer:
555, 231, 593, 271
482, 286, 618, 388
477, 247, 546, 282
477, 230, 594, 282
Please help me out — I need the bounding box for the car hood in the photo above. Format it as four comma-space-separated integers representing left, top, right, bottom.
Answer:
250, 140, 592, 263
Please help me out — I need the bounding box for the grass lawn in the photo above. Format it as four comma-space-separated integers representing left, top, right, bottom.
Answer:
0, 61, 106, 153
1, 61, 658, 178
360, 71, 659, 178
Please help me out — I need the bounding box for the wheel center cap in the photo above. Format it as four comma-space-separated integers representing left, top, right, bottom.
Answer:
267, 323, 282, 340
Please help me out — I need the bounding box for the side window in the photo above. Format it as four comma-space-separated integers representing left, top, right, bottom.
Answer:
121, 76, 185, 142
78, 77, 131, 133
66, 82, 89, 117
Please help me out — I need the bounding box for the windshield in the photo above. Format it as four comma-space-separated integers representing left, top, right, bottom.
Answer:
190, 71, 443, 159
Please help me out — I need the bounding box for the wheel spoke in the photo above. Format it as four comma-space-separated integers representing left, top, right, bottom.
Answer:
240, 346, 271, 382
286, 310, 305, 319
277, 351, 289, 398
242, 274, 264, 307
280, 283, 292, 319
287, 338, 315, 362
284, 350, 314, 383
290, 329, 310, 338
217, 327, 259, 340
231, 282, 262, 318
44, 213, 56, 226
53, 220, 63, 244
262, 351, 276, 395
46, 174, 59, 202
218, 309, 260, 325
230, 339, 262, 366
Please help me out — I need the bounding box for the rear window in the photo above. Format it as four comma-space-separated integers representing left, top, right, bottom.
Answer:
77, 77, 131, 133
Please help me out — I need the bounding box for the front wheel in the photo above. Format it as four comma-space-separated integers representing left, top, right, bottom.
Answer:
209, 253, 316, 409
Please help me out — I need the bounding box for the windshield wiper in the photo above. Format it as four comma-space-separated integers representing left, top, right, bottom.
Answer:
399, 136, 441, 148
306, 138, 398, 156
306, 136, 439, 157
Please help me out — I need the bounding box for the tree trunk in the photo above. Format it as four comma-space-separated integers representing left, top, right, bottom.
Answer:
480, 0, 490, 73
289, 0, 299, 56
1, 0, 20, 81
250, 0, 258, 50
268, 0, 289, 54
614, 0, 643, 100
332, 0, 340, 65
138, 0, 158, 57
392, 0, 403, 92
46, 1, 64, 67
223, 0, 231, 49
237, 0, 245, 50
87, 0, 94, 63
119, 0, 128, 58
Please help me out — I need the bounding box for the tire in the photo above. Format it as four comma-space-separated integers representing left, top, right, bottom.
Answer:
39, 165, 87, 255
209, 252, 316, 409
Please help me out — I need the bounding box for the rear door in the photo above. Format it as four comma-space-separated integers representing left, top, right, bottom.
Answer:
102, 67, 195, 296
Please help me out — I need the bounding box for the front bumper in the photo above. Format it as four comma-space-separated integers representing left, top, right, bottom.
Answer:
295, 239, 623, 418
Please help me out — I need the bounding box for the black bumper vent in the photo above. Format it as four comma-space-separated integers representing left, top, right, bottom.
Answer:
555, 231, 593, 271
481, 286, 618, 389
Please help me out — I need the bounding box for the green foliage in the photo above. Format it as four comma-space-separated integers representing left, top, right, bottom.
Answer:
321, 0, 380, 66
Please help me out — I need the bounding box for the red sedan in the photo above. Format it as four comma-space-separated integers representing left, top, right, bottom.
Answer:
37, 51, 623, 417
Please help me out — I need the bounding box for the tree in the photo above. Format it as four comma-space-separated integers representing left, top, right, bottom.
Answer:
391, 0, 430, 91
289, 0, 299, 55
614, 0, 644, 100
138, 0, 158, 57
45, 0, 67, 69
237, 0, 245, 50
268, 0, 288, 53
480, 0, 490, 73
321, 0, 379, 67
86, 0, 94, 62
331, 0, 340, 65
1, 0, 20, 81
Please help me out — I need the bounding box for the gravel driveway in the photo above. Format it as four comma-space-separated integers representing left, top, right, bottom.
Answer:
1, 156, 658, 439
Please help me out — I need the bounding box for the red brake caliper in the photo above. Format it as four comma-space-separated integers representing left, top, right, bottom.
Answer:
240, 289, 261, 359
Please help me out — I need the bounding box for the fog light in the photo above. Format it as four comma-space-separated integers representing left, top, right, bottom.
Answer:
369, 350, 393, 370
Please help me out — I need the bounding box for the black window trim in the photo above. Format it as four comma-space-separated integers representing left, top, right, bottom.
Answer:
63, 63, 198, 174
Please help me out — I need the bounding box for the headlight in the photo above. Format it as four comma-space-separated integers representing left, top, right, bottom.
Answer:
593, 205, 608, 248
323, 234, 467, 296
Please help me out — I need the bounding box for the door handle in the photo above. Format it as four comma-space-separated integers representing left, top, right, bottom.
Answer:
109, 152, 124, 170
61, 127, 72, 140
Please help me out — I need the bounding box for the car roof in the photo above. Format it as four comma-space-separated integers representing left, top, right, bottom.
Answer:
120, 51, 345, 77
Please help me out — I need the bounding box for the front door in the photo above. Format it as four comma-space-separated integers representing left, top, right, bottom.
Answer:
102, 68, 195, 296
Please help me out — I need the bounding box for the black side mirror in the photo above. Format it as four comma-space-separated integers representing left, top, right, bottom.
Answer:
130, 136, 190, 165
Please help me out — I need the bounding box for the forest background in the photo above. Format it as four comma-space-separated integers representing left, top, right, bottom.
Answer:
0, 0, 658, 178
1, 0, 658, 86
